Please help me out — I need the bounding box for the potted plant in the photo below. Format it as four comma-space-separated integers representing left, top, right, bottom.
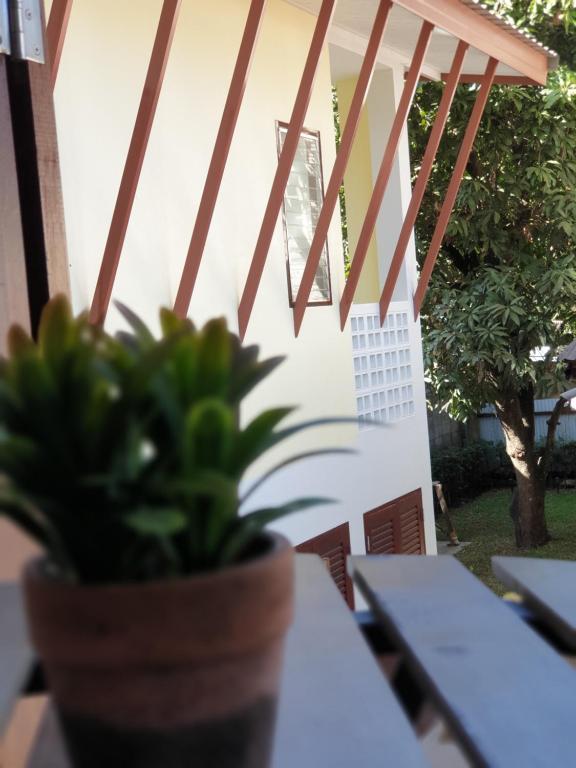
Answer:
0, 296, 348, 767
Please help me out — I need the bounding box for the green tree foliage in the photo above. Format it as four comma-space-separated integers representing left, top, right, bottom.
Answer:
410, 0, 576, 546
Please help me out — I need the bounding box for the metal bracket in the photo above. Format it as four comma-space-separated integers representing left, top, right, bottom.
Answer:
9, 0, 45, 62
0, 0, 10, 56
0, 0, 45, 62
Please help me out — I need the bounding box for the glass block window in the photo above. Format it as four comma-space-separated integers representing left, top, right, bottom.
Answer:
351, 303, 415, 429
277, 123, 332, 306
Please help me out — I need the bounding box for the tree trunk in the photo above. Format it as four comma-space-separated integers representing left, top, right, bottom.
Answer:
508, 471, 548, 548
495, 388, 550, 549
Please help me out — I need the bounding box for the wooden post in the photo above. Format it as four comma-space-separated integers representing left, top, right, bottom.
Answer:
4, 55, 70, 336
0, 45, 64, 766
433, 481, 459, 546
0, 57, 31, 351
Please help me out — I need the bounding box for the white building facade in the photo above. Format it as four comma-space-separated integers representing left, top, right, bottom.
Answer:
46, 0, 437, 599
0, 0, 555, 606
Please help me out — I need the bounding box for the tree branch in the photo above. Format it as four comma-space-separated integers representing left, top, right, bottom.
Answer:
539, 395, 570, 478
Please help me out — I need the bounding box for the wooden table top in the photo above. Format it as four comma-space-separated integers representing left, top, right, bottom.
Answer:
3, 553, 576, 767
22, 556, 426, 768
493, 556, 576, 651
0, 583, 33, 734
353, 554, 576, 768
273, 556, 425, 767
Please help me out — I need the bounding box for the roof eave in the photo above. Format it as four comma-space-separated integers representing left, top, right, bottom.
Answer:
393, 0, 552, 85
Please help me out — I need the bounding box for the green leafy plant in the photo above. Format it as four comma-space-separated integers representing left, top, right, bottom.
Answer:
0, 297, 351, 584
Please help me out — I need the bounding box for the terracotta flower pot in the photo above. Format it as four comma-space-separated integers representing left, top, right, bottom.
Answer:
24, 532, 294, 768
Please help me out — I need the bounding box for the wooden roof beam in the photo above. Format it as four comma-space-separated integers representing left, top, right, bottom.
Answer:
446, 74, 540, 86
393, 0, 550, 85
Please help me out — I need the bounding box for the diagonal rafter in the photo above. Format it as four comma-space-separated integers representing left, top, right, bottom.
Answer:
378, 39, 469, 325
89, 0, 182, 326
47, 0, 74, 89
413, 56, 498, 320
292, 0, 393, 338
339, 20, 434, 331
237, 0, 338, 340
173, 0, 268, 319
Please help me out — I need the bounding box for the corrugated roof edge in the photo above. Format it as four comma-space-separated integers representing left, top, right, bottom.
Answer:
463, 0, 559, 70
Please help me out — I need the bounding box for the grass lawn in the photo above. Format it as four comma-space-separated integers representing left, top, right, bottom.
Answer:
446, 489, 576, 593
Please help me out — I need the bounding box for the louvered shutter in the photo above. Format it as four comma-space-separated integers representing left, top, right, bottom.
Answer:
364, 507, 396, 554
296, 523, 354, 608
364, 489, 424, 555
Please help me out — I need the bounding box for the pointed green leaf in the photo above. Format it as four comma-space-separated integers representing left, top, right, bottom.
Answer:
231, 407, 294, 474
257, 416, 361, 455
243, 496, 334, 525
38, 295, 73, 368
114, 301, 155, 346
168, 470, 237, 502
7, 325, 34, 358
125, 508, 187, 537
159, 308, 195, 338
229, 356, 285, 401
240, 448, 355, 505
184, 399, 236, 471
197, 318, 231, 397
220, 497, 333, 564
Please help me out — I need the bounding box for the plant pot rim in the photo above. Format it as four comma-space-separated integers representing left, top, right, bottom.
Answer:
24, 530, 290, 593
23, 530, 294, 666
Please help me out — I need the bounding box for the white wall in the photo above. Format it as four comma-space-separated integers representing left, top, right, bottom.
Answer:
362, 64, 436, 550
47, 0, 436, 556
247, 301, 437, 557
51, 0, 354, 448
